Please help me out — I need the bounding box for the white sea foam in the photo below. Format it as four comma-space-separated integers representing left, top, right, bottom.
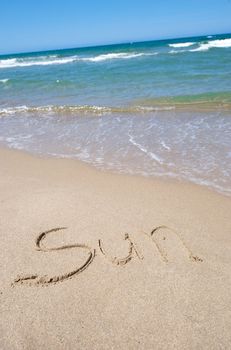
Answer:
169, 42, 195, 48
0, 56, 77, 69
169, 50, 187, 54
0, 78, 9, 83
160, 141, 171, 151
0, 104, 175, 117
191, 38, 231, 52
81, 52, 156, 62
136, 105, 175, 111
128, 133, 164, 164
0, 105, 111, 116
0, 105, 29, 115
0, 52, 157, 69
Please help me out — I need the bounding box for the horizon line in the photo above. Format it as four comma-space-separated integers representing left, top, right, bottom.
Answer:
1, 31, 230, 57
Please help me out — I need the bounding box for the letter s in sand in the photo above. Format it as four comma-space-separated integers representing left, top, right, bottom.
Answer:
13, 227, 95, 286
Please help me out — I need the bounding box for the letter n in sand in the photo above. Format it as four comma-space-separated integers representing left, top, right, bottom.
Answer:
149, 226, 202, 264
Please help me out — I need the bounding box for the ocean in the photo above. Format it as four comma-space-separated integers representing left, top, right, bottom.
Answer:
0, 33, 231, 195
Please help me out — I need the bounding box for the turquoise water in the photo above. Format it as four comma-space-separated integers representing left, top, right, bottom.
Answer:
0, 34, 231, 195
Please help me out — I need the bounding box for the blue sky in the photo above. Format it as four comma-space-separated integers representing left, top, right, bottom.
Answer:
1, 0, 231, 54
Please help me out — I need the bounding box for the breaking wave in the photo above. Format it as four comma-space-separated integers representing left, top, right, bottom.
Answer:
0, 104, 175, 117
168, 38, 231, 53
0, 52, 157, 69
169, 42, 195, 48
0, 56, 78, 69
1, 93, 231, 118
81, 52, 154, 62
0, 78, 9, 83
190, 38, 231, 52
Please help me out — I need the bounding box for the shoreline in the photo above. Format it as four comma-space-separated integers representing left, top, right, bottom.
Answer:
0, 144, 229, 199
1, 147, 231, 349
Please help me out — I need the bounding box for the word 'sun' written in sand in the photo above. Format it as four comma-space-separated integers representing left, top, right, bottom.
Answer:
13, 226, 203, 287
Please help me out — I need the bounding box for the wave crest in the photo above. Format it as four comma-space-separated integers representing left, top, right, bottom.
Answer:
191, 38, 231, 52
169, 42, 195, 48
0, 78, 9, 83
0, 104, 176, 117
0, 51, 158, 69
0, 56, 77, 69
82, 52, 157, 62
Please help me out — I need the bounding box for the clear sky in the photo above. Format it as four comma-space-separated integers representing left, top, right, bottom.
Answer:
1, 0, 231, 54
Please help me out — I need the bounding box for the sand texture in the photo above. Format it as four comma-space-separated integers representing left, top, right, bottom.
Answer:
0, 148, 231, 349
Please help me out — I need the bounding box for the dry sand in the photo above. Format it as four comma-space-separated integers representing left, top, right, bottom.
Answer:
0, 147, 231, 349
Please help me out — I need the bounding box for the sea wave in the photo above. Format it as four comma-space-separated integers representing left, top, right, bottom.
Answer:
0, 78, 9, 83
81, 52, 157, 62
169, 50, 188, 54
0, 56, 77, 69
191, 38, 231, 52
0, 104, 175, 117
0, 51, 157, 69
1, 96, 231, 117
169, 42, 195, 48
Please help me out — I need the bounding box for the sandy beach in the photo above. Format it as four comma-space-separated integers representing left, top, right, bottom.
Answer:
0, 147, 231, 349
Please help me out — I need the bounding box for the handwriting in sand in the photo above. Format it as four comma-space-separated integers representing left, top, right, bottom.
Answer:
13, 226, 203, 287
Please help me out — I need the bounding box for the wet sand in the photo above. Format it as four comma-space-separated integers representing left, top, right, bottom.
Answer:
0, 147, 231, 349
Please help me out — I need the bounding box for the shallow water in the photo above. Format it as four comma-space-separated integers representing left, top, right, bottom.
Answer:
0, 34, 231, 195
